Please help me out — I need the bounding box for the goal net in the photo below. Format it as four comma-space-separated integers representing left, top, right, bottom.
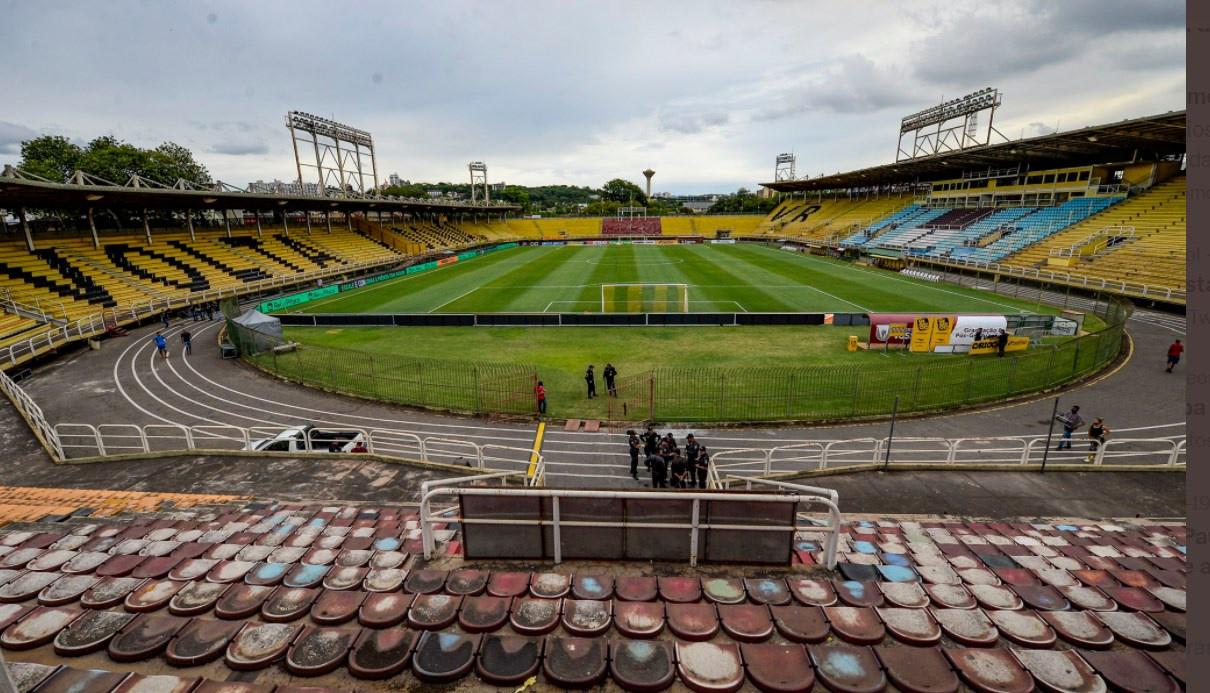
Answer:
600, 283, 690, 313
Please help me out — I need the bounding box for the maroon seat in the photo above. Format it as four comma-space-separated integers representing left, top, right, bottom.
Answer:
61, 551, 111, 575
407, 594, 463, 631
457, 595, 509, 633
169, 543, 208, 561
879, 581, 929, 608
32, 667, 128, 692
404, 568, 448, 595
214, 584, 275, 620
53, 609, 135, 656
876, 645, 959, 693
284, 625, 359, 676
676, 641, 744, 693
1073, 569, 1119, 589
808, 644, 886, 693
666, 602, 719, 641
930, 607, 998, 647
1108, 569, 1158, 589
1080, 648, 1180, 693
37, 574, 98, 607
125, 579, 186, 613
348, 627, 416, 680
1146, 651, 1186, 688
771, 604, 829, 643
509, 596, 560, 635
0, 571, 61, 602
168, 581, 230, 617
611, 638, 675, 692
561, 599, 611, 637
1093, 611, 1171, 649
1146, 586, 1186, 612
924, 583, 975, 609
945, 648, 1033, 693
1103, 586, 1165, 613
487, 571, 531, 598
411, 631, 480, 684
301, 547, 338, 565
168, 558, 217, 581
358, 591, 414, 628
1010, 584, 1069, 611
1013, 649, 1105, 693
744, 578, 791, 606
166, 617, 244, 666
335, 549, 373, 567
788, 578, 837, 606
531, 572, 572, 599
362, 567, 406, 592
544, 636, 608, 688
1059, 585, 1116, 611
262, 587, 319, 623
0, 604, 31, 632
701, 578, 746, 605
311, 589, 366, 625
1, 606, 82, 651
876, 607, 941, 646
824, 606, 885, 645
572, 574, 613, 600
656, 576, 700, 603
0, 548, 42, 569
1149, 610, 1185, 644
615, 575, 658, 602
108, 613, 188, 662
992, 568, 1037, 586
476, 634, 542, 686
130, 556, 182, 580
282, 563, 329, 589
718, 603, 774, 642
834, 580, 883, 607
322, 566, 368, 591
226, 621, 300, 670
614, 600, 665, 638
985, 609, 1056, 648
445, 568, 489, 596
742, 643, 814, 693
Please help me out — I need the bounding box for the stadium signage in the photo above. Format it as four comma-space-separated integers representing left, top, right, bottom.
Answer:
259, 285, 341, 313
969, 336, 1030, 355
868, 313, 1009, 352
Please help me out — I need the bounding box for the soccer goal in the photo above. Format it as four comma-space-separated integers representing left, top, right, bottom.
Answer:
600, 283, 690, 313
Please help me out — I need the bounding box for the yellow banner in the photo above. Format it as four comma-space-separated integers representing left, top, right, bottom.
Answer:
929, 315, 956, 350
909, 317, 934, 352
970, 336, 1030, 355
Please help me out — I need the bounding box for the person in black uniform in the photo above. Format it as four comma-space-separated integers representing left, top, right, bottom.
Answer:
669, 454, 688, 489
642, 426, 658, 466
996, 331, 1009, 357
684, 434, 701, 486
694, 446, 711, 489
604, 363, 618, 397
585, 365, 597, 399
627, 430, 641, 480
648, 452, 667, 488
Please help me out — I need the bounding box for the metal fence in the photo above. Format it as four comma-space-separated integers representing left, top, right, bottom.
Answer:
609, 299, 1129, 423
229, 321, 539, 416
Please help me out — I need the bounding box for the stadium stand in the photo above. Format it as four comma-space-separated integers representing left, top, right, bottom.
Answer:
601, 217, 661, 236
1002, 175, 1186, 291
760, 196, 912, 242
0, 486, 243, 526
0, 496, 1187, 691
660, 215, 764, 237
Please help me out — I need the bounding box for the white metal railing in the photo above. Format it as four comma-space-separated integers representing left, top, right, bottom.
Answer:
917, 255, 1183, 303
50, 422, 543, 472
0, 367, 63, 460
418, 474, 843, 568
1049, 225, 1135, 258
0, 256, 401, 368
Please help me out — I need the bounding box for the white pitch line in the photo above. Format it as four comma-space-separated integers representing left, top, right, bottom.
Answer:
427, 286, 482, 313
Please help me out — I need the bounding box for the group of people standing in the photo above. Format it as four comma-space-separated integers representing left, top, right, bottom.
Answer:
627, 427, 710, 488
585, 363, 618, 399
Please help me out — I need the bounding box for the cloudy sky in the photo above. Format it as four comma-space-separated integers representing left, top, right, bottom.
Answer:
0, 1, 1185, 194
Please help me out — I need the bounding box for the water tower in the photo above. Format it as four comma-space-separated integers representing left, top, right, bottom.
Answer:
642, 169, 655, 198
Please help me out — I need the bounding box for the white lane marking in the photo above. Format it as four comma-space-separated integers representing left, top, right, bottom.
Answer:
427, 286, 483, 313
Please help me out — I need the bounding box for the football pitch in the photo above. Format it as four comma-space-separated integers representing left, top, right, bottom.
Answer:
296, 243, 1054, 315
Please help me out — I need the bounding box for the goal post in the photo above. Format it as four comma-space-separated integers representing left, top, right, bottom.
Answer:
600, 283, 690, 313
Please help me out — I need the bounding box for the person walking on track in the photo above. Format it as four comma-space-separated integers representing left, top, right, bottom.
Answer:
181, 329, 193, 356
1056, 405, 1084, 450
1166, 339, 1184, 373
1086, 418, 1109, 462
534, 381, 547, 414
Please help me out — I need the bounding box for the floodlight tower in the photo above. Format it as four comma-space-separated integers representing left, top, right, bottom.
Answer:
469, 161, 489, 204
774, 153, 796, 182
642, 169, 655, 198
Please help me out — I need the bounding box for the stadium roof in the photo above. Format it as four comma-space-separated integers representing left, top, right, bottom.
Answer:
763, 110, 1186, 192
0, 167, 520, 214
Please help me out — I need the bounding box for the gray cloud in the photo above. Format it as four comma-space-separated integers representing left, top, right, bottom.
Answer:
754, 55, 916, 122
210, 140, 270, 156
0, 121, 38, 154
658, 110, 729, 134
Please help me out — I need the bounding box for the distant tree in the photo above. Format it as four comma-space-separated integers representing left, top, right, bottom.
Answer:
18, 135, 81, 181
584, 199, 621, 216
147, 142, 212, 184
600, 178, 648, 206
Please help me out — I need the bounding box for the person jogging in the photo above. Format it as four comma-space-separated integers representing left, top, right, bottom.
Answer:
534, 381, 547, 414
604, 363, 618, 397
153, 332, 169, 359
585, 365, 597, 399
1087, 418, 1109, 462
1166, 339, 1184, 373
627, 430, 641, 480
1056, 405, 1084, 450
181, 329, 193, 356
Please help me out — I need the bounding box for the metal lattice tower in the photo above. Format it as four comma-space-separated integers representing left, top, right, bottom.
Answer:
286, 111, 378, 196
469, 162, 489, 204
896, 87, 1008, 162
775, 153, 796, 182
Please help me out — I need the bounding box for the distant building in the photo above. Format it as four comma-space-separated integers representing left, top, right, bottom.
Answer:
427, 190, 443, 198
388, 173, 401, 187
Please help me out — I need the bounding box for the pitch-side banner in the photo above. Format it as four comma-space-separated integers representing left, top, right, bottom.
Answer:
869, 313, 1008, 352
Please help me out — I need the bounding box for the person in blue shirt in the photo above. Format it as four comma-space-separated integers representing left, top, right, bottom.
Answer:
153, 332, 168, 359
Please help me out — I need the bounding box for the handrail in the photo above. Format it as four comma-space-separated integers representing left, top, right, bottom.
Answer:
915, 255, 1183, 303
0, 366, 63, 460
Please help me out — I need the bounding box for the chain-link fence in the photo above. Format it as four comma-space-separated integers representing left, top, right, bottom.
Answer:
228, 321, 538, 416
609, 298, 1130, 423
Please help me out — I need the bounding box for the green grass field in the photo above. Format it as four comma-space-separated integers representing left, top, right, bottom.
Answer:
248, 242, 1124, 421
296, 244, 1060, 315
